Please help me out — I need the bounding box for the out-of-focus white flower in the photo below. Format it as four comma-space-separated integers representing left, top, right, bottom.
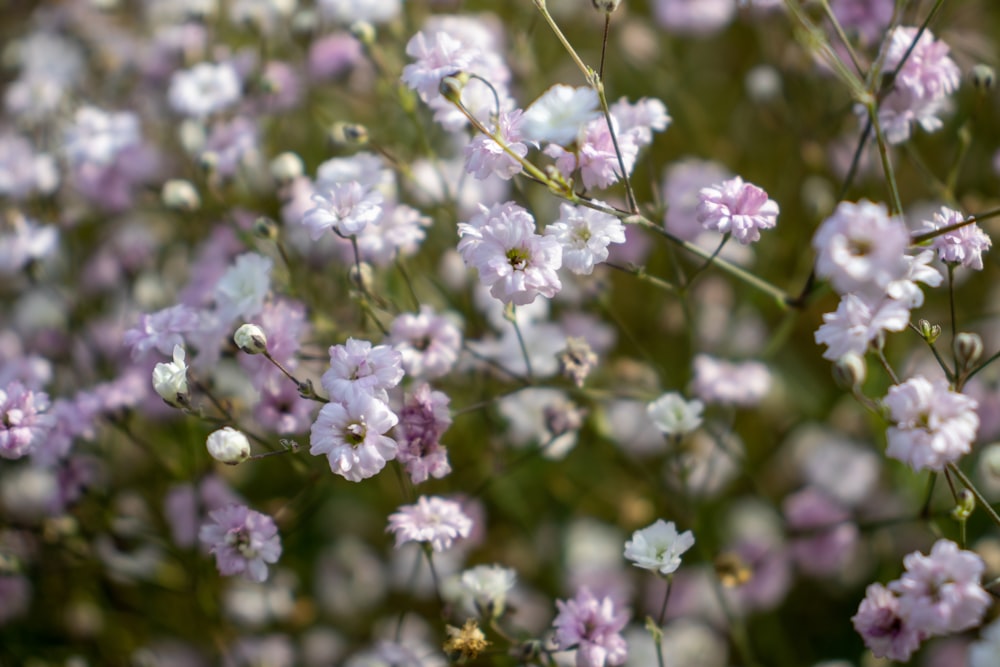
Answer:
647, 392, 704, 437
206, 426, 251, 465
152, 344, 189, 406
520, 85, 601, 145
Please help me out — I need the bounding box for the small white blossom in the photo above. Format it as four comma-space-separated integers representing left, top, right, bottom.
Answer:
152, 344, 189, 406
206, 427, 251, 465
234, 323, 268, 355
647, 393, 703, 437
624, 519, 695, 575
521, 84, 601, 145
544, 202, 626, 275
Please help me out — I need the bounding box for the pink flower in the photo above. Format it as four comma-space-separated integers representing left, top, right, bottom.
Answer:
387, 307, 462, 380
884, 376, 979, 472
309, 393, 399, 482
696, 176, 779, 245
395, 384, 453, 485
321, 338, 404, 404
812, 200, 910, 298
544, 202, 626, 275
457, 201, 562, 306
692, 354, 771, 406
814, 292, 911, 360
783, 488, 858, 577
302, 181, 383, 238
852, 583, 924, 661
464, 109, 530, 181
923, 207, 992, 270
890, 539, 991, 636
553, 587, 629, 667
0, 381, 52, 460
653, 0, 736, 35
386, 495, 472, 551
401, 31, 474, 103
199, 504, 282, 583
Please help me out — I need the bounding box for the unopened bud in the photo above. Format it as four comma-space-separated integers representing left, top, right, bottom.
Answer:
206, 427, 251, 465
269, 151, 303, 184
234, 323, 268, 354
917, 319, 941, 344
591, 0, 622, 13
349, 261, 374, 292
439, 74, 466, 103
199, 150, 219, 173
152, 344, 189, 407
970, 64, 996, 92
349, 21, 375, 45
161, 179, 201, 211
952, 489, 975, 521
253, 216, 279, 241
832, 352, 867, 390
328, 122, 369, 147
954, 332, 983, 369
291, 9, 318, 37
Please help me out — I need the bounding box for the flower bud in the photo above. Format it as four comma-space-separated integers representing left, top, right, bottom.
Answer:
970, 64, 996, 92
152, 345, 189, 407
269, 151, 304, 184
591, 0, 622, 13
328, 122, 369, 147
832, 352, 867, 390
349, 21, 375, 45
253, 216, 279, 241
234, 323, 268, 355
954, 332, 984, 369
917, 319, 941, 344
161, 179, 201, 212
439, 74, 466, 103
206, 427, 251, 465
951, 489, 975, 521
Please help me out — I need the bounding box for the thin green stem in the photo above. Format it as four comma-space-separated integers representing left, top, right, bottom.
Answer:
865, 102, 903, 216
818, 0, 864, 76
604, 262, 678, 294
875, 342, 900, 385
511, 309, 535, 380
910, 206, 1000, 244
947, 264, 957, 344
592, 73, 639, 213
531, 0, 591, 80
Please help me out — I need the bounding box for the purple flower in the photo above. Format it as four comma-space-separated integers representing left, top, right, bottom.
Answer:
387, 307, 462, 380
783, 488, 858, 577
884, 376, 978, 472
457, 201, 562, 306
923, 207, 992, 270
0, 381, 52, 460
201, 116, 258, 178
309, 393, 399, 482
464, 109, 530, 181
889, 539, 991, 636
814, 292, 911, 361
696, 176, 779, 245
165, 476, 243, 549
692, 354, 771, 407
302, 181, 384, 239
386, 495, 472, 552
395, 384, 453, 485
321, 338, 404, 403
199, 504, 282, 583
812, 200, 911, 298
553, 587, 629, 667
852, 583, 924, 662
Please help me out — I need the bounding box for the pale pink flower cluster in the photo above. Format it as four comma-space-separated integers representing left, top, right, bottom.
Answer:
544, 97, 669, 190
922, 206, 992, 271
386, 495, 473, 552
883, 376, 979, 472
457, 201, 563, 306
853, 540, 990, 661
696, 176, 779, 245
552, 587, 629, 667
544, 203, 626, 275
387, 307, 462, 380
464, 109, 532, 181
692, 354, 771, 406
813, 201, 942, 360
309, 339, 404, 482
877, 27, 962, 145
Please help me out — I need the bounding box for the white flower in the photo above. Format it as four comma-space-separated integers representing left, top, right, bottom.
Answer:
814, 293, 911, 361
647, 393, 703, 437
520, 84, 601, 145
152, 344, 188, 406
457, 564, 517, 617
215, 253, 273, 322
168, 62, 242, 118
544, 202, 626, 275
63, 106, 141, 167
206, 426, 251, 465
234, 323, 268, 354
301, 181, 383, 238
624, 519, 695, 575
